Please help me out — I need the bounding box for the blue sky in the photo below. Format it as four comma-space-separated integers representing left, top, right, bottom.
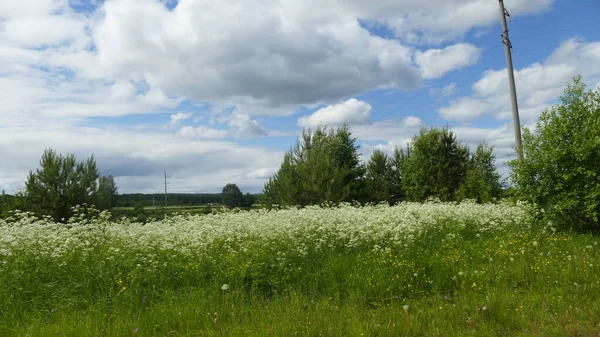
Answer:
1, 0, 599, 193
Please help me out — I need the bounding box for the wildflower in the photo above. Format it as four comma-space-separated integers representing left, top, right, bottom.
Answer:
403, 305, 409, 311
221, 284, 229, 291
458, 271, 464, 276
532, 241, 538, 246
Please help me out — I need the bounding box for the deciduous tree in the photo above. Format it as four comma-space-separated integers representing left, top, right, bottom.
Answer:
510, 76, 600, 231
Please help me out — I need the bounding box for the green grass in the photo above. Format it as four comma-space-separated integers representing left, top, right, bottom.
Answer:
1, 203, 599, 336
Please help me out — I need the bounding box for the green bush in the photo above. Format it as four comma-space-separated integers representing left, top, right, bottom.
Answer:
510, 76, 600, 231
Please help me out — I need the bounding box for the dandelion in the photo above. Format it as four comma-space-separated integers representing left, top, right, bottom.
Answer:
403, 305, 409, 311
532, 241, 538, 246
221, 284, 229, 291
458, 271, 464, 276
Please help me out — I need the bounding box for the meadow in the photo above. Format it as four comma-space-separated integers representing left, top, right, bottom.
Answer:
1, 202, 599, 336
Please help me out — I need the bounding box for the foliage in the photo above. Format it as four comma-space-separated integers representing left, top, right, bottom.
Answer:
263, 125, 365, 206
221, 183, 244, 208
388, 147, 405, 204
24, 149, 99, 221
19, 148, 118, 222
242, 192, 256, 207
402, 127, 470, 202
510, 76, 600, 231
0, 190, 27, 218
132, 203, 148, 222
96, 175, 119, 210
2, 203, 600, 336
457, 144, 504, 203
365, 149, 391, 203
116, 193, 224, 207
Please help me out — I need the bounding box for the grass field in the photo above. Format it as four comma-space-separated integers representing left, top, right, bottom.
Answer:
1, 202, 599, 336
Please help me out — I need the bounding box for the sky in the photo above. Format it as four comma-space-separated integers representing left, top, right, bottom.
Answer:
1, 0, 600, 194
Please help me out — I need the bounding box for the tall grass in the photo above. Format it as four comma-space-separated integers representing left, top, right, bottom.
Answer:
1, 202, 599, 336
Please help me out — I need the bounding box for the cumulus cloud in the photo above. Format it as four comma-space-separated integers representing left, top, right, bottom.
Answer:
170, 112, 193, 124
438, 38, 600, 124
223, 114, 268, 138
415, 43, 482, 79
0, 0, 558, 193
298, 99, 372, 128
353, 116, 423, 146
178, 125, 227, 139
0, 125, 282, 193
351, 0, 553, 44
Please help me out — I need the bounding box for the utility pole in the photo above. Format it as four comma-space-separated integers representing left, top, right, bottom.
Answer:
498, 0, 523, 160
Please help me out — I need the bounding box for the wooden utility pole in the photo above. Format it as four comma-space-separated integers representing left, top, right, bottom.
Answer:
498, 0, 523, 160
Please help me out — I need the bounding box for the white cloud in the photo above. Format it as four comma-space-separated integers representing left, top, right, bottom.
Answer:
1, 15, 86, 48
298, 99, 372, 128
352, 0, 553, 44
0, 0, 559, 193
76, 0, 422, 110
402, 116, 423, 127
0, 125, 282, 194
438, 97, 493, 122
178, 125, 227, 139
441, 83, 457, 97
170, 112, 193, 124
415, 43, 482, 79
353, 116, 423, 146
438, 38, 600, 124
222, 113, 268, 138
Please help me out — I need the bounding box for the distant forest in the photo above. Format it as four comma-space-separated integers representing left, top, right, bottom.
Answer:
116, 193, 261, 207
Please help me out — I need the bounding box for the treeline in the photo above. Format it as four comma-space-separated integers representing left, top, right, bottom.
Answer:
116, 190, 260, 208
117, 193, 223, 207
262, 125, 503, 207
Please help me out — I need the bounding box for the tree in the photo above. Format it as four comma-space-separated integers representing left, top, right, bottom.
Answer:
510, 76, 600, 231
222, 183, 244, 208
242, 193, 256, 208
402, 127, 470, 202
457, 144, 503, 203
365, 149, 391, 203
388, 147, 406, 204
96, 175, 119, 210
24, 148, 102, 222
263, 125, 365, 207
0, 191, 27, 219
